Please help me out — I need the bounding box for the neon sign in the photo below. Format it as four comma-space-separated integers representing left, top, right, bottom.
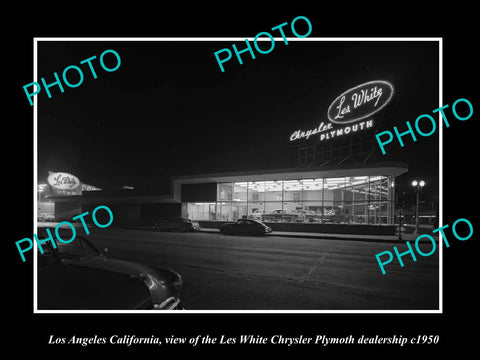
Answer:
289, 80, 394, 142
290, 122, 333, 141
47, 171, 81, 191
46, 171, 101, 196
327, 80, 394, 124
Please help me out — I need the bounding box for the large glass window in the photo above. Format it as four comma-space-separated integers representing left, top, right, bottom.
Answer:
264, 180, 284, 222
186, 175, 395, 225
283, 180, 303, 223
383, 176, 394, 224
343, 177, 355, 224
323, 201, 345, 224
352, 176, 369, 224
232, 182, 248, 220
302, 178, 323, 223
187, 203, 216, 221
368, 176, 382, 224
323, 177, 345, 223
217, 201, 232, 221
233, 182, 248, 202
218, 182, 233, 201
248, 181, 265, 202
247, 181, 265, 220
264, 180, 283, 201
232, 202, 247, 221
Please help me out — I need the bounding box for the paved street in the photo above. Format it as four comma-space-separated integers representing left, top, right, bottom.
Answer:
74, 227, 439, 310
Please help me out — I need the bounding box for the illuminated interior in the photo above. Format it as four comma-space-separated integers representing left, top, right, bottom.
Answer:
187, 175, 394, 225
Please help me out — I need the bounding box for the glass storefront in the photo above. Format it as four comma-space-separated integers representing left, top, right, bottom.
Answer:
186, 175, 394, 225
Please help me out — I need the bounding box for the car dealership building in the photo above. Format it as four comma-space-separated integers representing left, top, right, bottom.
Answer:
41, 80, 409, 235
174, 161, 406, 235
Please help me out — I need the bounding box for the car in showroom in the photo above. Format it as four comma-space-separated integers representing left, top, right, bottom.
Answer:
220, 218, 272, 236
36, 228, 183, 310
323, 209, 345, 223
291, 209, 316, 222
262, 209, 299, 222
251, 209, 265, 220
154, 217, 200, 232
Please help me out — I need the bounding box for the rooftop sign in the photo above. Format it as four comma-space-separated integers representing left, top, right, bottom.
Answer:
47, 171, 101, 196
48, 171, 81, 192
290, 80, 394, 142
327, 80, 394, 124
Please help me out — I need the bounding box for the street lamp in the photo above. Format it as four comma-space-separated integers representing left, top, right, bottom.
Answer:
411, 179, 426, 236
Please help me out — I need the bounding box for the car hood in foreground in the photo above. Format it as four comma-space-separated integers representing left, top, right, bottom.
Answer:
38, 263, 153, 310
69, 255, 182, 306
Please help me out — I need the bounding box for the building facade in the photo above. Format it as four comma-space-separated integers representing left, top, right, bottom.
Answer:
174, 162, 406, 234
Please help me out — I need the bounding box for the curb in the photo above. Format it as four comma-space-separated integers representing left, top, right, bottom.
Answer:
197, 228, 428, 243
110, 225, 437, 244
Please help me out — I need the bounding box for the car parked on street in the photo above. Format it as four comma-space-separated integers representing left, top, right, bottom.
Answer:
154, 217, 200, 232
220, 218, 272, 236
37, 228, 183, 310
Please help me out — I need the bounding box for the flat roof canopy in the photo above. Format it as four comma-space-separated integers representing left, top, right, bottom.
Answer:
47, 162, 408, 205
173, 162, 408, 185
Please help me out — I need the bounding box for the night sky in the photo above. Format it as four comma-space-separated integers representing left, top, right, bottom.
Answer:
37, 40, 439, 199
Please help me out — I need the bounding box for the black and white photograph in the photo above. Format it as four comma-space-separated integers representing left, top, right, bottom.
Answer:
34, 39, 440, 311
6, 4, 479, 356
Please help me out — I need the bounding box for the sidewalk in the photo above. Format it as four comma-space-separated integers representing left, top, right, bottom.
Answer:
198, 227, 434, 243
41, 222, 435, 243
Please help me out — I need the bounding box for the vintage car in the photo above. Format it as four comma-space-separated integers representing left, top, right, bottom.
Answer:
154, 217, 200, 232
251, 209, 265, 220
220, 218, 272, 236
262, 209, 298, 222
37, 228, 183, 310
291, 209, 316, 222
323, 209, 345, 224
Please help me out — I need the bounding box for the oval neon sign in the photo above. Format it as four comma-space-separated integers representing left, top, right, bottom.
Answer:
327, 80, 394, 124
47, 171, 81, 191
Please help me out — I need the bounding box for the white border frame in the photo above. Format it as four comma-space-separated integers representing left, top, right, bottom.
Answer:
33, 37, 443, 314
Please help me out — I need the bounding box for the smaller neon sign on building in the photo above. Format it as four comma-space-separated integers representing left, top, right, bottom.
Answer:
47, 171, 101, 196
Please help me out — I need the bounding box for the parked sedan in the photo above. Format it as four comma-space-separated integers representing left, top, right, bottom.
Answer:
37, 228, 183, 310
154, 217, 200, 232
220, 219, 272, 236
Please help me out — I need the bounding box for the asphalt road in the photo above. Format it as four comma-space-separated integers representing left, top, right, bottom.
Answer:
78, 227, 439, 311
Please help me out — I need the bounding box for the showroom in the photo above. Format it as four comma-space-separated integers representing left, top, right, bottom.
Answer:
174, 162, 407, 234
186, 176, 392, 225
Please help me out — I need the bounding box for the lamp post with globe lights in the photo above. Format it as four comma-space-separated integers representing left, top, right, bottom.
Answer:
411, 180, 425, 236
